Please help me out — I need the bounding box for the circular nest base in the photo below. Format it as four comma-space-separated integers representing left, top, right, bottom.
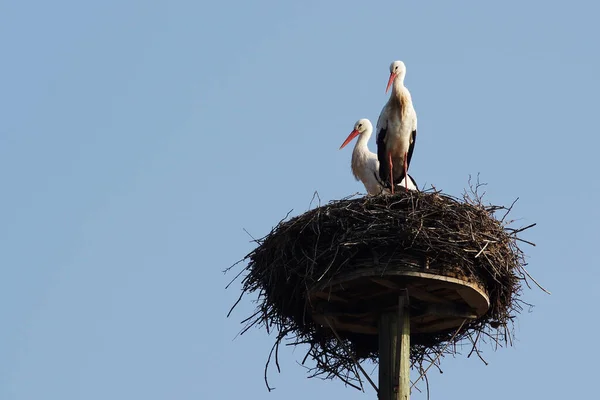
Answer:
228, 185, 536, 390
309, 266, 489, 337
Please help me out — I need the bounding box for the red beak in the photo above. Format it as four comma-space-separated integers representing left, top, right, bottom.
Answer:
339, 129, 360, 149
385, 72, 397, 93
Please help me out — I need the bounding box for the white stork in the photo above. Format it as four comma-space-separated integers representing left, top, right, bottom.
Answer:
376, 60, 417, 194
340, 118, 418, 195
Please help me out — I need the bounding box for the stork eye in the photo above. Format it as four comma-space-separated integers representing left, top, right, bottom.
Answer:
358, 124, 362, 128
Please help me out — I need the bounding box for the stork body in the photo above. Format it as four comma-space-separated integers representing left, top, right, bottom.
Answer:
376, 61, 417, 194
340, 119, 385, 195
340, 119, 419, 195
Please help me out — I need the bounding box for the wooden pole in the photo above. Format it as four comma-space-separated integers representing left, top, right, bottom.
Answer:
378, 312, 398, 400
398, 296, 410, 400
378, 296, 410, 400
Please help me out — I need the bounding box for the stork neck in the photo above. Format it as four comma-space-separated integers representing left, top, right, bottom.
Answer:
353, 131, 372, 152
392, 76, 405, 95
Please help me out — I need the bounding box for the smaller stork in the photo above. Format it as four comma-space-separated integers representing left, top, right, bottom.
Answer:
340, 118, 384, 195
340, 119, 420, 195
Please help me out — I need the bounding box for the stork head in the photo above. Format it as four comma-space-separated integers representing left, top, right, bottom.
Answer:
386, 60, 406, 93
339, 119, 372, 149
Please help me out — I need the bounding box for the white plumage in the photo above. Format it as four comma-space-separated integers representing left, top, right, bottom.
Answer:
340, 118, 418, 195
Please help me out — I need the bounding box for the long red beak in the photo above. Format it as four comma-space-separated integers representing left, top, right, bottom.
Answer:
339, 129, 360, 149
385, 72, 397, 93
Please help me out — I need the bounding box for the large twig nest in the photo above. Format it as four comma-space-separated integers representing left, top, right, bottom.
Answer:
227, 183, 537, 391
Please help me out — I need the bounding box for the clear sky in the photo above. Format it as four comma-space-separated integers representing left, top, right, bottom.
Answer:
1, 0, 598, 399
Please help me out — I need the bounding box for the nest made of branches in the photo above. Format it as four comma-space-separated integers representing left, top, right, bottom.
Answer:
226, 181, 539, 391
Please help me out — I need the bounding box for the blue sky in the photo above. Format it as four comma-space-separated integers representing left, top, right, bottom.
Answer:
1, 0, 598, 398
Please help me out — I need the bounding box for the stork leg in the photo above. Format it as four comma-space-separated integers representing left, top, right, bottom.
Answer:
388, 151, 394, 194
403, 152, 408, 193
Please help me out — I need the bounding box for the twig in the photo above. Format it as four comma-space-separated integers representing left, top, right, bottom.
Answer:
507, 223, 537, 235
411, 319, 467, 389
467, 331, 488, 365
224, 264, 247, 289
264, 338, 282, 392
226, 290, 245, 318
309, 191, 321, 209
500, 197, 519, 223
223, 258, 244, 274
243, 227, 258, 242
475, 240, 491, 258
324, 317, 378, 394
514, 237, 536, 247
521, 265, 551, 294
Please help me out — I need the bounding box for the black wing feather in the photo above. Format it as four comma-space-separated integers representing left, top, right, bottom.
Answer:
376, 126, 390, 188
406, 129, 417, 171
407, 174, 418, 191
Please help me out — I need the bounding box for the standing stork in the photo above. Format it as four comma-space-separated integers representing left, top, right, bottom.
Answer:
340, 118, 418, 195
376, 60, 417, 194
